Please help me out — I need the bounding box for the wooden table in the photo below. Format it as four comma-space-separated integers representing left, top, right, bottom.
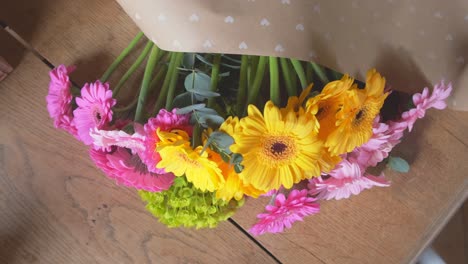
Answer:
1, 1, 467, 263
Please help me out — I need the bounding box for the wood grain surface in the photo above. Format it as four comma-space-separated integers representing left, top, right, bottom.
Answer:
233, 109, 468, 263
0, 51, 275, 264
1, 1, 467, 263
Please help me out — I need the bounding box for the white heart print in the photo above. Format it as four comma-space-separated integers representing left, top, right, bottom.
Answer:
203, 40, 213, 48
224, 16, 234, 23
189, 14, 199, 22
239, 42, 248, 50
275, 44, 285, 52
296, 24, 304, 31
260, 18, 270, 26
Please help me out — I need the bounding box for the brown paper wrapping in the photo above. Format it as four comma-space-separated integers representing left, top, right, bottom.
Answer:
116, 0, 468, 111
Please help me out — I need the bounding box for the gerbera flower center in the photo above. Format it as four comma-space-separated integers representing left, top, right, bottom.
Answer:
353, 107, 368, 126
92, 106, 104, 126
261, 136, 298, 164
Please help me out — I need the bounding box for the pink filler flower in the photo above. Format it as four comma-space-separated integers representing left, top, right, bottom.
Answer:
250, 189, 320, 236
402, 81, 452, 131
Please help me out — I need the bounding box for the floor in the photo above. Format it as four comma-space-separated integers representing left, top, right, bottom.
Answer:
1, 1, 467, 263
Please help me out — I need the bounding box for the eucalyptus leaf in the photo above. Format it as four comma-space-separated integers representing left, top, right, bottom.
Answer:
234, 164, 244, 173
209, 131, 234, 151
172, 92, 194, 108
176, 103, 206, 115
186, 88, 220, 98
183, 53, 196, 68
195, 54, 214, 67
219, 71, 231, 77
220, 63, 241, 69
184, 72, 211, 92
230, 153, 243, 164
198, 114, 225, 127
196, 107, 219, 115
222, 55, 242, 64
388, 156, 410, 173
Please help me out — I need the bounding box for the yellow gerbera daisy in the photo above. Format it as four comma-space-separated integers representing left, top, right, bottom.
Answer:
305, 74, 355, 141
230, 101, 323, 191
326, 69, 388, 155
156, 131, 224, 192
214, 155, 265, 201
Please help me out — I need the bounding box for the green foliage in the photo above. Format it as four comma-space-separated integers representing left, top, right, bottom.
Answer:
388, 156, 410, 173
139, 177, 243, 229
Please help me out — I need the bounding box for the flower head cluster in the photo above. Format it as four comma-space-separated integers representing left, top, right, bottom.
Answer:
140, 177, 243, 228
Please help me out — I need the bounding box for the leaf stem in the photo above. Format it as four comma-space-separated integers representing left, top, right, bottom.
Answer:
113, 41, 153, 97
114, 95, 138, 112
208, 54, 222, 108
291, 59, 308, 89
246, 56, 267, 108
269, 57, 280, 105
165, 52, 184, 110
310, 62, 329, 84
236, 55, 249, 116
135, 45, 160, 123
153, 53, 178, 115
279, 58, 296, 97
249, 56, 259, 88
100, 32, 144, 82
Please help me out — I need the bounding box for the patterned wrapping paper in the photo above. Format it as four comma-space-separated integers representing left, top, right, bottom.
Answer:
116, 0, 468, 111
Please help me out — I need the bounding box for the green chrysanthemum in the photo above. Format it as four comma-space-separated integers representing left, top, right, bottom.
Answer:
139, 177, 244, 229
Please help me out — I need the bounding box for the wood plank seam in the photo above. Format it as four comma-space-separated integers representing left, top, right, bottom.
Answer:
1, 22, 54, 70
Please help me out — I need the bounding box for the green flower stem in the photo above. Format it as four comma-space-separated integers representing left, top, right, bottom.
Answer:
149, 64, 168, 92
192, 123, 202, 148
279, 57, 296, 97
153, 53, 178, 115
208, 54, 222, 108
236, 55, 249, 115
165, 52, 184, 110
100, 32, 144, 82
310, 62, 329, 84
112, 41, 153, 97
290, 62, 298, 89
246, 56, 267, 108
249, 56, 259, 87
291, 59, 308, 89
135, 45, 160, 123
332, 70, 342, 81
306, 62, 313, 84
114, 96, 138, 112
269, 57, 280, 105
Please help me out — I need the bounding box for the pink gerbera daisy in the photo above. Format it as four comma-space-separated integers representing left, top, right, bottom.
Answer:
249, 189, 320, 236
308, 159, 390, 200
140, 109, 192, 174
73, 81, 116, 145
45, 65, 77, 136
349, 117, 404, 168
89, 147, 174, 192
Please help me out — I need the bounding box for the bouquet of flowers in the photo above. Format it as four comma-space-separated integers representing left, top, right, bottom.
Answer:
46, 32, 452, 235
